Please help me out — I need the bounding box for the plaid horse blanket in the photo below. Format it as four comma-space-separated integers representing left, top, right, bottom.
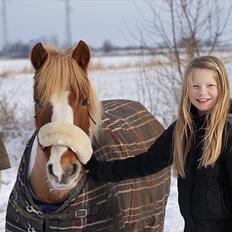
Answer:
5, 100, 171, 232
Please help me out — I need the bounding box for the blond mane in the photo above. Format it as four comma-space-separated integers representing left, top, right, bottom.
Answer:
34, 46, 102, 138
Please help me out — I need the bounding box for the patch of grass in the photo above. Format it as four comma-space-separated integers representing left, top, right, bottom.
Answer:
0, 95, 21, 138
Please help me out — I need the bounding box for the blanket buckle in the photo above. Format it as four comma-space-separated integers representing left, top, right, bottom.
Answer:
75, 208, 87, 218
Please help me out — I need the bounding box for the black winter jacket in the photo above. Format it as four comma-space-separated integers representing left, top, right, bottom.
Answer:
87, 114, 232, 232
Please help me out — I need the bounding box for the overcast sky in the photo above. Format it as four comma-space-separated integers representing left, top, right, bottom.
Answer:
1, 0, 157, 49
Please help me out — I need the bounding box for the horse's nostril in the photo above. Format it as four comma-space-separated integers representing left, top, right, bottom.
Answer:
48, 164, 55, 177
70, 163, 78, 176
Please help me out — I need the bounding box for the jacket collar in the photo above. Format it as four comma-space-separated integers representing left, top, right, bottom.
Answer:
190, 105, 207, 129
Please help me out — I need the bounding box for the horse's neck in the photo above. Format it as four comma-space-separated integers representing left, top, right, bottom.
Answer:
28, 138, 69, 203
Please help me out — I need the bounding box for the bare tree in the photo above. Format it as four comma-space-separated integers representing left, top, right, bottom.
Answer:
137, 0, 232, 126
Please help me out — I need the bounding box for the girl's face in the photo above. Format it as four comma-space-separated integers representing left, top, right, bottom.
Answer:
189, 68, 219, 116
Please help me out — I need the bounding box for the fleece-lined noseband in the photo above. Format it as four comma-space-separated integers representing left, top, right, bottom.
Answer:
38, 122, 92, 164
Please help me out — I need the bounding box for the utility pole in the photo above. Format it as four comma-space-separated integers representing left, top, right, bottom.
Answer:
2, 0, 8, 48
65, 0, 71, 48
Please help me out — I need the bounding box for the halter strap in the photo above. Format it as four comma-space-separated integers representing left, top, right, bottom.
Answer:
81, 98, 97, 125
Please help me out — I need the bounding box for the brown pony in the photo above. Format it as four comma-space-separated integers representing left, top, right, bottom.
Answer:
5, 41, 171, 231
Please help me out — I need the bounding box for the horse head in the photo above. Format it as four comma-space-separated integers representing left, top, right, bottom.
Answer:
31, 41, 101, 190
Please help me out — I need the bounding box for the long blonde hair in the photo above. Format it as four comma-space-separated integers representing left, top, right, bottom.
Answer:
173, 56, 230, 177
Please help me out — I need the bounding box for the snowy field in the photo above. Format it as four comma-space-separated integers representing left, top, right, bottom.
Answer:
3, 53, 232, 231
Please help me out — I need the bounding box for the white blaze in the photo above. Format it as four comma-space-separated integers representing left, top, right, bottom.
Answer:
47, 91, 74, 179
49, 145, 68, 181
51, 91, 73, 123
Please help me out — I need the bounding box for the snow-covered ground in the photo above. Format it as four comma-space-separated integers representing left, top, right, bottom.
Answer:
3, 54, 227, 232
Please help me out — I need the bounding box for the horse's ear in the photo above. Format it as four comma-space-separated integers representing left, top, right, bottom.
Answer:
72, 40, 90, 72
31, 43, 48, 70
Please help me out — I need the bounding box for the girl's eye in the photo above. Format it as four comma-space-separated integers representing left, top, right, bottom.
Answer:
192, 85, 199, 88
208, 84, 216, 87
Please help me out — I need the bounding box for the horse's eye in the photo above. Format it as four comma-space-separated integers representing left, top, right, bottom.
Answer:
81, 98, 89, 106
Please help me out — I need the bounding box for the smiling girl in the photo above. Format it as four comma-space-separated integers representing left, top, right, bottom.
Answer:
84, 56, 232, 232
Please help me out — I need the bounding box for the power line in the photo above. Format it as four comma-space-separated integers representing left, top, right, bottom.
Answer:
2, 0, 8, 47
65, 0, 71, 48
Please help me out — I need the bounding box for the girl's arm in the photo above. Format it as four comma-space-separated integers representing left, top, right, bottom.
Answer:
86, 122, 175, 182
